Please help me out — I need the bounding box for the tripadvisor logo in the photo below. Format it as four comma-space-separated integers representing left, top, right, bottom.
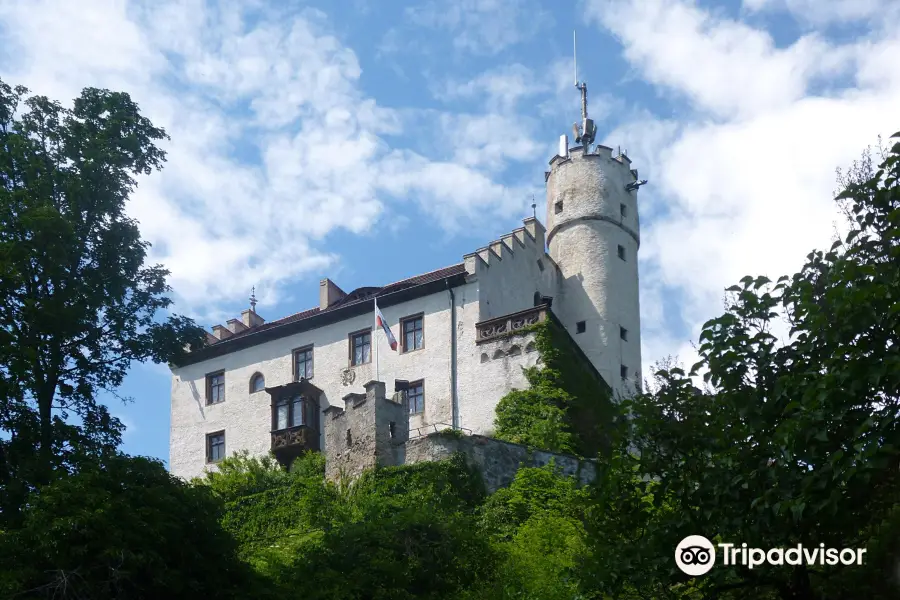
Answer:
675, 536, 867, 576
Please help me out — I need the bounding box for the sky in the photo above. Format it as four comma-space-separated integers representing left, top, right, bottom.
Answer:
1, 0, 897, 465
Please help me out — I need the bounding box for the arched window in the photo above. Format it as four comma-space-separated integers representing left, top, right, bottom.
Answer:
249, 372, 265, 393
508, 345, 522, 357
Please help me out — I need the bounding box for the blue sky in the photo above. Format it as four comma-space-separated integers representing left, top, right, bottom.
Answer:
1, 0, 897, 464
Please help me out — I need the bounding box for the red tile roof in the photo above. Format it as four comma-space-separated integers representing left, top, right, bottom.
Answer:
212, 263, 466, 344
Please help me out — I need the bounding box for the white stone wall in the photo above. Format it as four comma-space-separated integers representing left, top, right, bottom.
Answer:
457, 331, 541, 437
171, 282, 482, 480
546, 147, 643, 398
466, 221, 560, 322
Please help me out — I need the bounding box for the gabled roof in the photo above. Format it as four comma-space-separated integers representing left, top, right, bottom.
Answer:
175, 263, 468, 367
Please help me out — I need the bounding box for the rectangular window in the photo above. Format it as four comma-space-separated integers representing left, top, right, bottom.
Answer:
274, 395, 309, 431
408, 380, 425, 415
620, 203, 627, 218
576, 320, 586, 334
617, 244, 626, 261
206, 431, 225, 463
620, 326, 628, 341
621, 365, 629, 380
294, 346, 314, 380
554, 200, 563, 214
401, 314, 424, 352
350, 330, 371, 366
206, 371, 225, 405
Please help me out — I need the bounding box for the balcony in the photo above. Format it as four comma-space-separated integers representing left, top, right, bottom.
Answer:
476, 304, 549, 344
265, 379, 323, 468
271, 424, 319, 452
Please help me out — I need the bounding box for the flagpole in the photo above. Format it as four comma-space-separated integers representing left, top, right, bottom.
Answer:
374, 298, 379, 383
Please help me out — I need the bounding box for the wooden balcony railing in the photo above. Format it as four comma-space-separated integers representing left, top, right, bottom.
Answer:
475, 305, 548, 344
271, 424, 319, 453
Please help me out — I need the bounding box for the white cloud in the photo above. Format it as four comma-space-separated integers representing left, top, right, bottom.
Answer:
406, 0, 551, 55
741, 0, 898, 27
0, 0, 532, 319
587, 0, 900, 377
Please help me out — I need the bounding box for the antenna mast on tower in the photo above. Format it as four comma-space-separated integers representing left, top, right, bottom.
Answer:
572, 30, 596, 152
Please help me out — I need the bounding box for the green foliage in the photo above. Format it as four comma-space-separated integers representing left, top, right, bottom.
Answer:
585, 134, 900, 599
0, 454, 259, 599
494, 319, 614, 456
0, 79, 206, 523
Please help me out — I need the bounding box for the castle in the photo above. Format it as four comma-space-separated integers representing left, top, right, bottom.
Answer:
168, 94, 645, 481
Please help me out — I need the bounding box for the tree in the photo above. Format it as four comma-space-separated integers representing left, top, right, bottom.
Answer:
585, 133, 900, 599
0, 80, 205, 522
0, 454, 261, 599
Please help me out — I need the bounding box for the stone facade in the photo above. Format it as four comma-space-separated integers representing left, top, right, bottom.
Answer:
320, 379, 596, 494
169, 135, 645, 482
323, 380, 409, 481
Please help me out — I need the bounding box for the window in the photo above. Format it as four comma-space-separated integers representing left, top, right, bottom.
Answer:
554, 200, 563, 214
620, 326, 628, 341
274, 395, 310, 431
206, 371, 225, 405
346, 429, 352, 447
206, 431, 225, 463
576, 321, 586, 334
408, 380, 424, 415
401, 314, 424, 352
617, 245, 626, 261
620, 203, 627, 218
621, 365, 629, 380
350, 330, 371, 366
249, 372, 265, 393
389, 421, 396, 439
294, 346, 314, 380
536, 259, 545, 272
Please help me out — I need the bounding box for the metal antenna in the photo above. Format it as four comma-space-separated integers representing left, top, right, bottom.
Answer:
573, 30, 595, 150
249, 286, 257, 312
531, 195, 536, 220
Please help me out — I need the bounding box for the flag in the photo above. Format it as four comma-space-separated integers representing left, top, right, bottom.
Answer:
374, 299, 398, 351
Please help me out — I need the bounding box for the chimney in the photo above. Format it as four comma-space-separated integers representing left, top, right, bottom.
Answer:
226, 318, 248, 334
241, 309, 264, 328
320, 278, 346, 310
204, 331, 219, 345
211, 325, 232, 340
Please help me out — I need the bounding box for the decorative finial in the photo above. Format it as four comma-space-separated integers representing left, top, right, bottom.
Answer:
249, 286, 257, 312
531, 195, 536, 220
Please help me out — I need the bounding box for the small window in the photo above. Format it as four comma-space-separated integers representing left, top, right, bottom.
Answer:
401, 314, 424, 352
294, 346, 314, 380
249, 372, 265, 393
554, 201, 563, 214
620, 326, 628, 341
617, 245, 626, 261
576, 321, 586, 334
389, 421, 396, 439
536, 259, 544, 272
621, 365, 629, 380
408, 380, 424, 415
206, 371, 225, 405
346, 429, 352, 448
350, 330, 371, 366
206, 431, 225, 463
620, 203, 627, 218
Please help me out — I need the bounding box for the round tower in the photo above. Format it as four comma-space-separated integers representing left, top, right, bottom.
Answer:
545, 142, 643, 397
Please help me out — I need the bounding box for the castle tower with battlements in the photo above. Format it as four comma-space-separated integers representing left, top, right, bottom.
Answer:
546, 141, 643, 397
